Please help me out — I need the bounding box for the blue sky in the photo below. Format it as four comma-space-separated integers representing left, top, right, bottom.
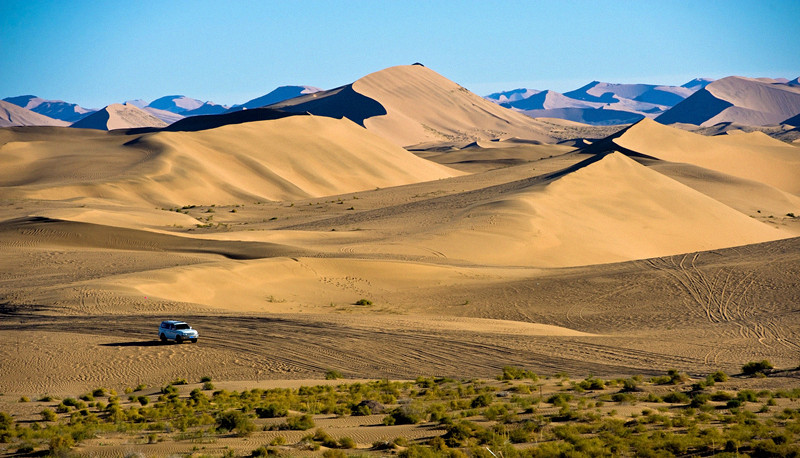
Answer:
1, 0, 798, 108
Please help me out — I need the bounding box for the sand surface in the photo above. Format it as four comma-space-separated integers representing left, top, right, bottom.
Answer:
1, 88, 799, 402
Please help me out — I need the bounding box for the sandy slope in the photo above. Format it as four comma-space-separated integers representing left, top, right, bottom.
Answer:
70, 103, 168, 130
612, 118, 800, 195
0, 100, 69, 127
0, 116, 461, 206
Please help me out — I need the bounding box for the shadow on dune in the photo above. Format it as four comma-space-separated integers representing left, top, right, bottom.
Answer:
268, 84, 387, 127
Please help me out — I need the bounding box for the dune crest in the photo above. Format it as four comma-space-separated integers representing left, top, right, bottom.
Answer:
71, 103, 168, 130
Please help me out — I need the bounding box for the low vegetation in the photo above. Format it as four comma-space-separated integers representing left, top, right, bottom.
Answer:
1, 368, 799, 456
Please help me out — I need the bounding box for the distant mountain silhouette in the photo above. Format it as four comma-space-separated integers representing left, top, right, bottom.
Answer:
519, 107, 645, 125
485, 88, 541, 104
148, 95, 205, 114
0, 100, 69, 127
3, 95, 94, 123
657, 76, 800, 126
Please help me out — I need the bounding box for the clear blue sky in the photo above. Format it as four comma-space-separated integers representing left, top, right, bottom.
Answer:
1, 0, 798, 108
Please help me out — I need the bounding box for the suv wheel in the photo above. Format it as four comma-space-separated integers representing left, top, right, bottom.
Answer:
160, 333, 167, 342
176, 335, 183, 344
191, 338, 198, 343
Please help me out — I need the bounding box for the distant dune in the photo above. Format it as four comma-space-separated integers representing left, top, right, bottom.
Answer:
0, 100, 69, 127
657, 76, 800, 126
1, 116, 461, 206
70, 103, 168, 130
611, 118, 800, 195
231, 85, 322, 111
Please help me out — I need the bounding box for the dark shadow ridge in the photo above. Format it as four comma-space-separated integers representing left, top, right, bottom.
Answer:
269, 84, 387, 127
121, 107, 301, 134
656, 88, 733, 125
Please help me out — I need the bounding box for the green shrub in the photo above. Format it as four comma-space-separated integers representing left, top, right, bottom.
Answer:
339, 436, 356, 449
577, 377, 606, 391
251, 446, 269, 457
471, 393, 494, 408
49, 434, 74, 454
286, 414, 315, 430
323, 450, 347, 458
0, 411, 14, 430
708, 370, 728, 382
325, 369, 344, 380
498, 366, 538, 380
216, 410, 255, 436
663, 392, 690, 404
18, 396, 30, 402
265, 436, 284, 446
742, 360, 773, 376
256, 404, 288, 418
203, 382, 215, 390
355, 299, 373, 305
40, 408, 56, 421
200, 376, 212, 382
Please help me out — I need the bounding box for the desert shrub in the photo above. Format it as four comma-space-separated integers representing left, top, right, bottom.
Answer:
471, 393, 494, 408
384, 404, 425, 425
322, 450, 347, 458
443, 420, 482, 447
712, 391, 734, 401
138, 396, 149, 406
251, 446, 269, 457
498, 366, 538, 380
49, 434, 74, 454
737, 390, 758, 403
339, 436, 356, 449
0, 412, 14, 430
742, 360, 773, 376
200, 375, 212, 382
134, 384, 147, 392
285, 414, 315, 430
92, 388, 107, 397
19, 396, 30, 402
171, 378, 188, 385
16, 443, 35, 454
216, 410, 255, 436
325, 369, 344, 380
256, 404, 288, 418
269, 436, 286, 446
38, 395, 54, 402
548, 393, 573, 406
577, 377, 606, 391
40, 408, 56, 421
708, 370, 728, 382
663, 392, 690, 404
203, 382, 215, 390
355, 299, 373, 306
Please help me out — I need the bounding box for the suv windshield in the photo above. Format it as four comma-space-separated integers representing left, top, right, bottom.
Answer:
175, 324, 190, 330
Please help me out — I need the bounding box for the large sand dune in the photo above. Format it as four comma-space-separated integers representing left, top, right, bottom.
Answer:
0, 116, 461, 206
272, 64, 558, 147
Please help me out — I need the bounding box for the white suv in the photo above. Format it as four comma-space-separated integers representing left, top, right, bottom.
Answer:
159, 320, 199, 343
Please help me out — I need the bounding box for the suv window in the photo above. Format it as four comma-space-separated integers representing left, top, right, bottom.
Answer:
175, 324, 189, 330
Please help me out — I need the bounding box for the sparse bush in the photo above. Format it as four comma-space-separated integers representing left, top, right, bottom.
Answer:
742, 360, 773, 376
200, 376, 212, 382
269, 436, 286, 446
471, 393, 494, 408
339, 436, 356, 449
216, 410, 255, 436
323, 450, 347, 458
49, 434, 74, 455
256, 404, 288, 418
498, 366, 538, 380
355, 298, 373, 306
285, 414, 315, 430
18, 396, 30, 402
708, 370, 728, 382
203, 381, 215, 390
40, 408, 56, 421
663, 392, 690, 404
325, 369, 344, 380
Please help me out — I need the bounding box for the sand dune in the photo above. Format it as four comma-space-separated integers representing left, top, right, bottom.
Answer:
409, 152, 787, 267
2, 95, 94, 123
0, 115, 461, 206
273, 64, 558, 147
71, 103, 168, 130
610, 118, 800, 195
657, 76, 800, 126
0, 100, 69, 127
